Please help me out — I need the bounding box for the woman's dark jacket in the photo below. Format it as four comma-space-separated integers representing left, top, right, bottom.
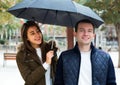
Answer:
54, 43, 116, 85
16, 42, 57, 85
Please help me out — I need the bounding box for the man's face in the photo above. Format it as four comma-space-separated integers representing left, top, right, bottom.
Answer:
74, 22, 95, 45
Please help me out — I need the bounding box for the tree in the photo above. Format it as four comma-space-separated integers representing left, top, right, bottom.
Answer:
0, 0, 22, 42
81, 0, 120, 67
0, 0, 21, 24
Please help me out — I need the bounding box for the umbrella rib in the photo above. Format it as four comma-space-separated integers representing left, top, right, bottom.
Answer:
17, 8, 27, 17
55, 10, 58, 25
42, 9, 49, 24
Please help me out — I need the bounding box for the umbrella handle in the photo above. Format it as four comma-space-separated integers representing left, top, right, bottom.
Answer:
51, 40, 53, 50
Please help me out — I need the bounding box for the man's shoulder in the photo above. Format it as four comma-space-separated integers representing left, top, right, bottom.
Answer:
61, 48, 75, 55
96, 49, 109, 55
95, 49, 111, 60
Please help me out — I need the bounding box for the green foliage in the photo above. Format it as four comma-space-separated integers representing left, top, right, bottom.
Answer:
74, 0, 91, 4
0, 0, 20, 24
0, 0, 22, 40
84, 0, 120, 24
100, 26, 106, 31
0, 39, 5, 45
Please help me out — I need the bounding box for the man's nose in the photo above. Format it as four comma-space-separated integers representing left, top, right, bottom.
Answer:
83, 31, 88, 35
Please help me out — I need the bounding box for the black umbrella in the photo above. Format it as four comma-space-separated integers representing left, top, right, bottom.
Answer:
8, 0, 104, 28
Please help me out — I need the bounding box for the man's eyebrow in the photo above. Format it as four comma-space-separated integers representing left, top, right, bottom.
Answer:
78, 28, 93, 31
79, 28, 84, 29
88, 29, 93, 30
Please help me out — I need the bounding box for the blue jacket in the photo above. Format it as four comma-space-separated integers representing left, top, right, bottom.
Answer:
54, 43, 116, 85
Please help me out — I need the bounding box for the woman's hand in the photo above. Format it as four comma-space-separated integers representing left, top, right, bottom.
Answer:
46, 50, 54, 64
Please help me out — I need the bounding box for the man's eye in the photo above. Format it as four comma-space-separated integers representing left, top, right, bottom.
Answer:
79, 29, 84, 32
88, 30, 93, 32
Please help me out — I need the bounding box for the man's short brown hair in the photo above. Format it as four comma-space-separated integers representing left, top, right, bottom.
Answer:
75, 19, 95, 32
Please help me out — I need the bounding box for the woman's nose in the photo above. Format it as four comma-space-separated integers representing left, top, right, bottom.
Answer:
35, 32, 40, 37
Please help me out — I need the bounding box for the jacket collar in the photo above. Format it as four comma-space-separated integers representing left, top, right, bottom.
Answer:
73, 42, 97, 54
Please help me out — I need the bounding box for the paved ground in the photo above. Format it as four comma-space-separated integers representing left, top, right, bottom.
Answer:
0, 64, 119, 85
0, 51, 120, 85
0, 65, 24, 85
115, 68, 120, 85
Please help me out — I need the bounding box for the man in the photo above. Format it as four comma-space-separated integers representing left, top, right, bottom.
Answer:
54, 19, 116, 85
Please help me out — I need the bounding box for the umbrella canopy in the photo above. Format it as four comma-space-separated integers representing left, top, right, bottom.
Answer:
8, 0, 104, 28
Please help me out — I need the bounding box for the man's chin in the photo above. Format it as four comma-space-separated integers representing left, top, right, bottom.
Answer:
83, 42, 90, 45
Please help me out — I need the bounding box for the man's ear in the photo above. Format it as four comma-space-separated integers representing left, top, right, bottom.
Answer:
93, 33, 96, 39
73, 32, 77, 37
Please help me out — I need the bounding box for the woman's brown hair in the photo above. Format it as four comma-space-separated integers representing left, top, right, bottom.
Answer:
21, 21, 44, 55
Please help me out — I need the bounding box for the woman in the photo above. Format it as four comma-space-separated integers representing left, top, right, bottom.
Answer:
16, 21, 57, 85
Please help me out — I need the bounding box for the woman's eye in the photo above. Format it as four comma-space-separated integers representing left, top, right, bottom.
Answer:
31, 32, 35, 35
